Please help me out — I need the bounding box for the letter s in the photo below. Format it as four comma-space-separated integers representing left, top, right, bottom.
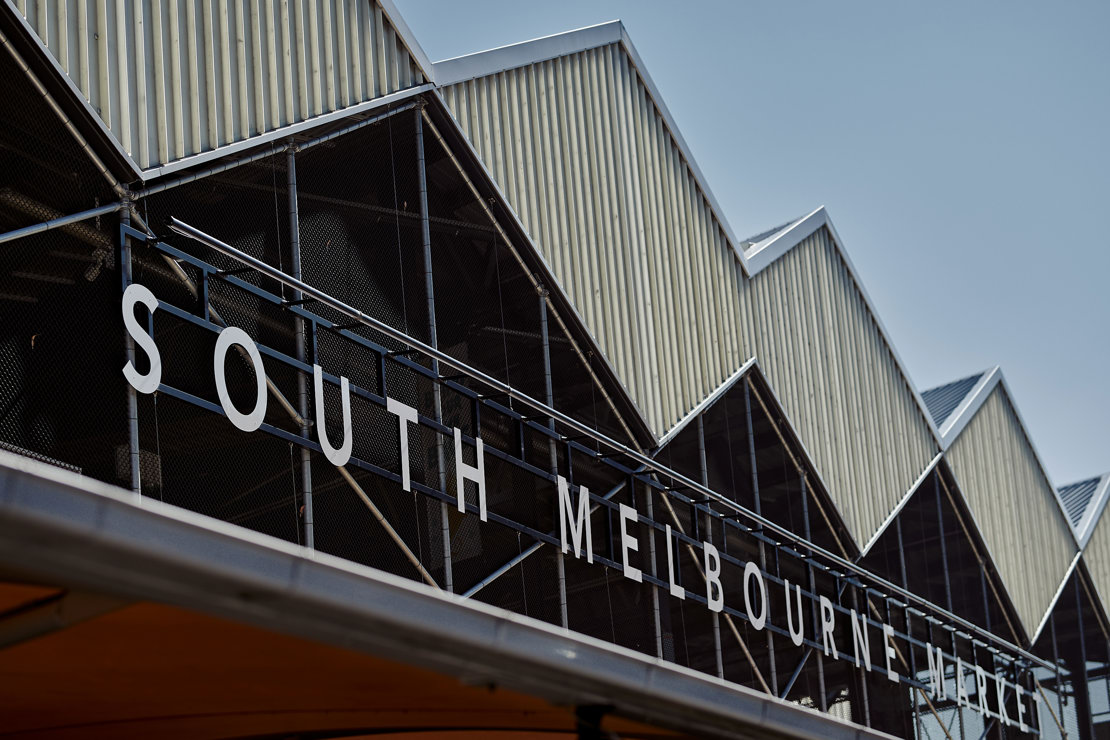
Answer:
122, 283, 161, 394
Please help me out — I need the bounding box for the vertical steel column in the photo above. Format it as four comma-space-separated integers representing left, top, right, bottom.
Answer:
896, 516, 920, 734
1075, 576, 1095, 740
697, 415, 724, 678
744, 379, 776, 693
934, 474, 954, 612
287, 144, 314, 550
802, 474, 827, 711
120, 196, 141, 497
415, 106, 452, 593
952, 630, 967, 740
1050, 612, 1068, 739
540, 288, 569, 629
851, 588, 871, 727
644, 479, 663, 658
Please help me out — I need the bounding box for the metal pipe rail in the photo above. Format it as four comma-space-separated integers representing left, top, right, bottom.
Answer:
165, 216, 1052, 671
0, 201, 122, 246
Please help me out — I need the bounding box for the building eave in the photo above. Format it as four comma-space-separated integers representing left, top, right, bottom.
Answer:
0, 449, 894, 740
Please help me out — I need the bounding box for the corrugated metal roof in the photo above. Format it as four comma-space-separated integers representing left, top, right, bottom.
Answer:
7, 0, 431, 178
945, 384, 1079, 639
921, 372, 985, 427
9, 0, 1108, 648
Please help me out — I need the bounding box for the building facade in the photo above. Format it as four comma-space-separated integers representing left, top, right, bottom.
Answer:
0, 3, 1106, 739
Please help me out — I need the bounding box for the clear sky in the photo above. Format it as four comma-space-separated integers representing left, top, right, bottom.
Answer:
395, 0, 1109, 485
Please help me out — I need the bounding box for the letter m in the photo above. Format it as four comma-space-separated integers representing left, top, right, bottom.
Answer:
927, 643, 946, 700
558, 475, 593, 563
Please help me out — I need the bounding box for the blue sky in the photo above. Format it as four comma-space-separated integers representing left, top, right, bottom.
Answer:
395, 0, 1109, 485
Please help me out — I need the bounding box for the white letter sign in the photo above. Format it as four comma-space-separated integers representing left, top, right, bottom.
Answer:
705, 542, 723, 613
313, 365, 352, 467
453, 428, 486, 521
619, 503, 642, 582
122, 283, 161, 394
558, 475, 593, 563
214, 326, 267, 432
386, 398, 418, 490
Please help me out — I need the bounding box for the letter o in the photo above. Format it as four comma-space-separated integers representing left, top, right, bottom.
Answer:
214, 326, 267, 432
743, 561, 768, 631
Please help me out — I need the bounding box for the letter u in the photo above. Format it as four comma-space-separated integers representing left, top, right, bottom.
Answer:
313, 364, 352, 466
785, 579, 804, 646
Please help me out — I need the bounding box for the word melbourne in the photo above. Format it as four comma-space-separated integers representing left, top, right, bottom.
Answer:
122, 282, 1035, 729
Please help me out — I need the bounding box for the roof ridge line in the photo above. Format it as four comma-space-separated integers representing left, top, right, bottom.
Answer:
432, 21, 749, 271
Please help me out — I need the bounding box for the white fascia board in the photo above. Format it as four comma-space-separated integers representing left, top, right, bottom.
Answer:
426, 88, 654, 442
434, 20, 623, 85
743, 206, 827, 276
0, 450, 897, 740
746, 207, 945, 450
137, 84, 433, 182
858, 452, 944, 559
936, 367, 1001, 448
654, 357, 758, 449
432, 21, 748, 274
1030, 550, 1083, 645
1, 7, 143, 180
655, 356, 845, 547
1077, 473, 1110, 550
377, 0, 437, 84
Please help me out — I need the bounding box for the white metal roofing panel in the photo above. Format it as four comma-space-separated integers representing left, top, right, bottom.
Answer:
945, 385, 1078, 638
9, 0, 429, 176
1082, 508, 1110, 627
440, 43, 745, 436
741, 227, 939, 546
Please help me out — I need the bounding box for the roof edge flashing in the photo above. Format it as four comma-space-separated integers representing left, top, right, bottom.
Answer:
1076, 473, 1110, 550
858, 452, 944, 559
377, 0, 437, 83
614, 25, 747, 266
0, 6, 142, 181
654, 357, 848, 550
432, 20, 748, 271
1030, 550, 1083, 645
433, 20, 623, 85
744, 206, 827, 276
745, 207, 945, 449
945, 371, 1081, 549
936, 367, 1001, 447
654, 357, 758, 449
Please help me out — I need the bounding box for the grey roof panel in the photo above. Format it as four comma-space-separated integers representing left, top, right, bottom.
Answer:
921, 372, 985, 428
1059, 476, 1105, 529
